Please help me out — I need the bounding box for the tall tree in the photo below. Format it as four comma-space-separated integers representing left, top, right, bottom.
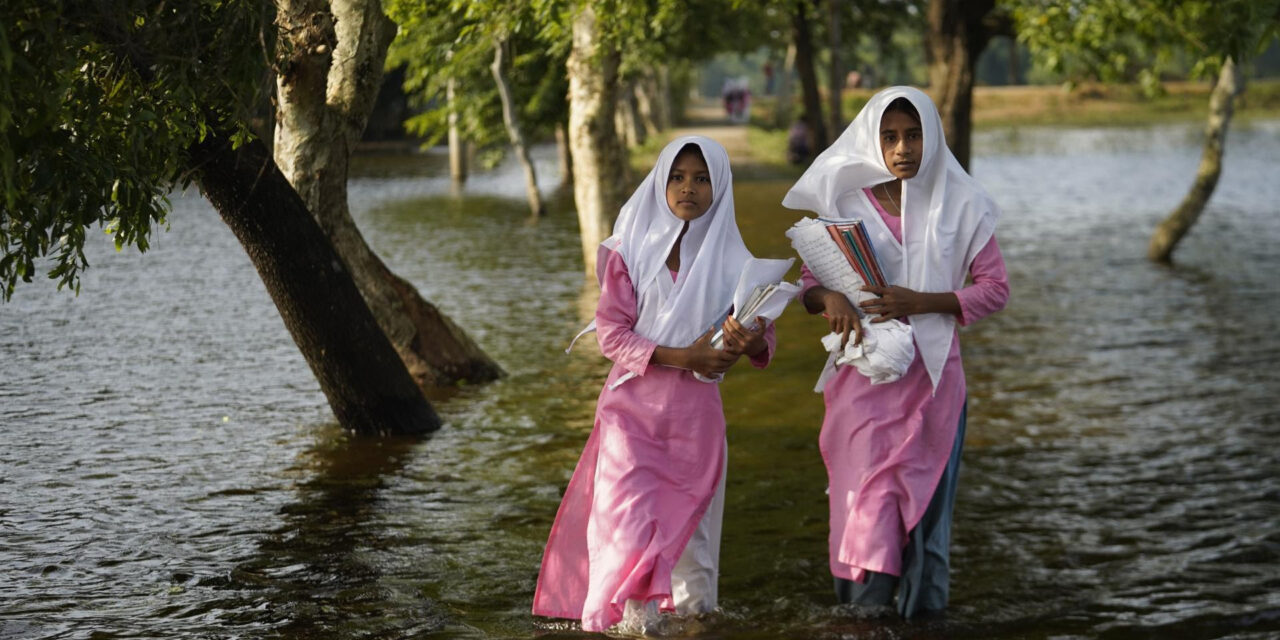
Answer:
1006, 0, 1280, 262
274, 0, 504, 389
387, 0, 570, 202
2, 0, 439, 434
793, 0, 829, 150
565, 2, 628, 276
927, 0, 1007, 171
827, 0, 845, 138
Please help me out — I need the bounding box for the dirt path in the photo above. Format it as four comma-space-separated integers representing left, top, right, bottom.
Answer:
661, 101, 759, 164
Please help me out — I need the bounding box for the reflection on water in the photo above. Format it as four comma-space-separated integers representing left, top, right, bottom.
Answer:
2, 122, 1279, 639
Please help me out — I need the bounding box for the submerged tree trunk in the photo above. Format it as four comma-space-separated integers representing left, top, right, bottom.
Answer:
274, 0, 504, 390
1149, 57, 1243, 263
555, 122, 574, 189
567, 3, 627, 276
793, 0, 827, 150
826, 0, 844, 137
927, 0, 997, 172
447, 74, 468, 185
491, 37, 545, 218
191, 134, 440, 435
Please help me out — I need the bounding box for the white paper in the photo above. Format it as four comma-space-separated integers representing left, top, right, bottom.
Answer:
785, 217, 877, 307
731, 257, 795, 317
695, 258, 801, 382
709, 257, 798, 350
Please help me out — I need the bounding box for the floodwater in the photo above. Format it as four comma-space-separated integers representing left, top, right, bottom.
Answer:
3, 121, 1279, 640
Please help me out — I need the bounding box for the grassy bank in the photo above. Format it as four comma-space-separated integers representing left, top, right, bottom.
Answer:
745, 79, 1280, 130
965, 79, 1280, 127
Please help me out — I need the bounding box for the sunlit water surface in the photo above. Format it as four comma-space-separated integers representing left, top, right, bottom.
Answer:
3, 124, 1279, 639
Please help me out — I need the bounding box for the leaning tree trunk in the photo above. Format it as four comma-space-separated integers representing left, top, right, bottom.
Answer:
274, 0, 504, 390
191, 134, 440, 435
826, 0, 844, 138
567, 2, 627, 277
927, 0, 996, 172
491, 37, 546, 218
1149, 57, 1244, 263
793, 0, 828, 150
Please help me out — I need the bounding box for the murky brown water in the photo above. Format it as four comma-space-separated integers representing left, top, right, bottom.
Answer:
3, 123, 1279, 639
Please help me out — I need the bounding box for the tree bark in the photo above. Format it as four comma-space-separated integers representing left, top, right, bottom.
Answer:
826, 0, 844, 138
1149, 56, 1243, 263
927, 0, 997, 172
491, 37, 546, 218
567, 3, 627, 277
274, 0, 504, 390
191, 134, 440, 435
633, 70, 662, 139
615, 82, 645, 148
654, 65, 672, 131
793, 0, 828, 150
774, 42, 797, 130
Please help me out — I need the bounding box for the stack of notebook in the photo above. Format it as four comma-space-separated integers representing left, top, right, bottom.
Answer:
820, 217, 886, 289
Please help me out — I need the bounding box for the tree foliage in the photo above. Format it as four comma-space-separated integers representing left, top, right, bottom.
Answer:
385, 0, 785, 162
386, 0, 568, 164
0, 0, 271, 300
1005, 0, 1280, 92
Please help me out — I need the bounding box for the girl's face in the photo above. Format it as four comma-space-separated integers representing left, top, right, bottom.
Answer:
666, 150, 713, 221
880, 109, 923, 180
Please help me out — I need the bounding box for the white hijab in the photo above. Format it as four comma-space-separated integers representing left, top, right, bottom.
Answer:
782, 86, 999, 390
572, 136, 752, 386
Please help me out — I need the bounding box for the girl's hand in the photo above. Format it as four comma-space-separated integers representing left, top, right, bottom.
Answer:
820, 290, 862, 348
721, 316, 768, 357
684, 328, 740, 377
860, 285, 960, 322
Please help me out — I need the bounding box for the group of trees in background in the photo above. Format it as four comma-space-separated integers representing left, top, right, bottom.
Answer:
3, 0, 1277, 435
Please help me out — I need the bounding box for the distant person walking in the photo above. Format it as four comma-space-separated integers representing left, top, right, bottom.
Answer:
787, 114, 814, 165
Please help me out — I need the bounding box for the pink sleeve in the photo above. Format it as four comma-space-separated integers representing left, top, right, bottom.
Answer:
955, 235, 1010, 327
595, 248, 657, 377
799, 264, 821, 297
747, 323, 777, 368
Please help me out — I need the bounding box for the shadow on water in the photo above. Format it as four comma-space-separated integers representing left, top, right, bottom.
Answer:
208, 428, 448, 639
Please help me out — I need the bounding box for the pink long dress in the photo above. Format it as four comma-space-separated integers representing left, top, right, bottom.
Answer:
802, 190, 1008, 583
534, 246, 775, 631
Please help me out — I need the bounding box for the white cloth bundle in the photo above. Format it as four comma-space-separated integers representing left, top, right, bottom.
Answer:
786, 216, 915, 390
819, 320, 915, 385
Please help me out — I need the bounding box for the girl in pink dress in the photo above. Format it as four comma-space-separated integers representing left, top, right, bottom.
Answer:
782, 87, 1009, 617
534, 136, 776, 633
